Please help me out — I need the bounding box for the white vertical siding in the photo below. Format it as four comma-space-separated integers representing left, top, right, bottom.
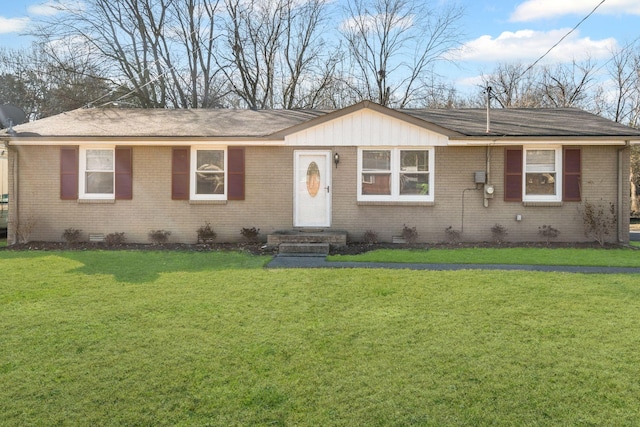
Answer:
284, 109, 448, 147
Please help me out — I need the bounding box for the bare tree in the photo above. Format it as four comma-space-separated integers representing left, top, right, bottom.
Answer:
0, 43, 113, 118
540, 60, 595, 108
34, 0, 225, 108
591, 42, 640, 214
479, 63, 543, 108
478, 60, 596, 109
279, 0, 342, 109
219, 0, 286, 109
340, 0, 464, 107
596, 41, 640, 127
218, 0, 336, 109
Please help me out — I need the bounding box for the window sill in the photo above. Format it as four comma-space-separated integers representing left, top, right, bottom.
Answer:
522, 201, 563, 207
357, 201, 434, 207
189, 200, 227, 205
78, 198, 115, 204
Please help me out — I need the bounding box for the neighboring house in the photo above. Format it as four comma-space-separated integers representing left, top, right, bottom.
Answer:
1, 101, 640, 245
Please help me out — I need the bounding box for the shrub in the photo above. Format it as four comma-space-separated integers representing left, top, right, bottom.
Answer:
401, 224, 418, 243
581, 200, 617, 247
491, 224, 508, 243
105, 232, 126, 246
363, 230, 378, 244
538, 225, 560, 246
15, 216, 36, 244
62, 228, 82, 244
444, 226, 461, 243
149, 229, 171, 244
240, 227, 260, 242
196, 222, 217, 244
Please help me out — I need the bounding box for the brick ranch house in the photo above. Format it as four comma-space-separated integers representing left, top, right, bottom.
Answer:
2, 101, 640, 245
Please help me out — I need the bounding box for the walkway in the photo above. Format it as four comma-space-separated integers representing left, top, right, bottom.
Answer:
266, 254, 640, 274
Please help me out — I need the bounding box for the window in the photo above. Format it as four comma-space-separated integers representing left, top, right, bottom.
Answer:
523, 147, 561, 202
79, 147, 115, 199
505, 146, 579, 203
172, 146, 244, 201
191, 148, 226, 200
358, 148, 434, 202
62, 146, 131, 201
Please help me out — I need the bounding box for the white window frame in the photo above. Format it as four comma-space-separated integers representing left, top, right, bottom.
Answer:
357, 147, 435, 202
523, 146, 562, 202
79, 146, 115, 200
190, 146, 227, 201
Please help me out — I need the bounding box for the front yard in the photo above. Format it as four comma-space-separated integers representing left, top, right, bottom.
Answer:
1, 249, 640, 425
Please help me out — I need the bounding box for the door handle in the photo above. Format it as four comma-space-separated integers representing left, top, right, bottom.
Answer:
326, 186, 330, 193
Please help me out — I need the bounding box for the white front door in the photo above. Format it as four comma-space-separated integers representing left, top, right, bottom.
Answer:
294, 150, 332, 227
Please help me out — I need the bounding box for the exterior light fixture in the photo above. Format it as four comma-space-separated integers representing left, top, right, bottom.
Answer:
334, 152, 340, 168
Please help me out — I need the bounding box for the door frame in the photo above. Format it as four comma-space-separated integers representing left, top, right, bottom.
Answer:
293, 150, 332, 227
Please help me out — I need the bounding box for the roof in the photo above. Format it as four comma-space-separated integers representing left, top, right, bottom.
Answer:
1, 108, 328, 138
402, 108, 640, 138
2, 101, 639, 141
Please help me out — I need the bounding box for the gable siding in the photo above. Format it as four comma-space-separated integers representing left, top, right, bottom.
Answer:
284, 109, 448, 147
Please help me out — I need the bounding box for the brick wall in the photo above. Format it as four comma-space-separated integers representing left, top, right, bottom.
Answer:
9, 144, 628, 244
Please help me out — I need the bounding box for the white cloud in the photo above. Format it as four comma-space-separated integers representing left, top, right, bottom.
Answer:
452, 29, 617, 63
28, 0, 85, 17
0, 16, 30, 34
511, 0, 640, 22
456, 75, 485, 89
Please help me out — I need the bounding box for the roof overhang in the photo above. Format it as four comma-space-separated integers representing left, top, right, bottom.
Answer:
4, 135, 286, 146
448, 136, 639, 146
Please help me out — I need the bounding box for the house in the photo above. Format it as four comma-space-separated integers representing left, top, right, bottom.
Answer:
1, 101, 640, 245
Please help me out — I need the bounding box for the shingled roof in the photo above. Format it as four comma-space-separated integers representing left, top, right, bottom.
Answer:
3, 102, 640, 140
402, 108, 640, 138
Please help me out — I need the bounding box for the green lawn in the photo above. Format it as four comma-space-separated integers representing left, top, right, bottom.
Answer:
329, 246, 640, 267
1, 249, 640, 425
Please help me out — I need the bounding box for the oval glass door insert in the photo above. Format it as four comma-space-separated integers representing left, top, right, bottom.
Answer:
306, 161, 321, 197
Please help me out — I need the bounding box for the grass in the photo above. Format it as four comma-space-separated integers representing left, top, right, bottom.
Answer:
329, 246, 640, 267
1, 249, 640, 425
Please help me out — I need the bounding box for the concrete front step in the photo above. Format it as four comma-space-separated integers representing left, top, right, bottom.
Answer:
278, 242, 330, 256
267, 230, 347, 247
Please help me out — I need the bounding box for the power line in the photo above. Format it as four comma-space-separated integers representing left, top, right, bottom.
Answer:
519, 0, 606, 78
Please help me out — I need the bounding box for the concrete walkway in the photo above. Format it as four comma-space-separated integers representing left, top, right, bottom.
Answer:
266, 254, 640, 274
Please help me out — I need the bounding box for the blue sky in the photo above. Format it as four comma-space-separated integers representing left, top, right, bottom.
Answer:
1, 0, 639, 93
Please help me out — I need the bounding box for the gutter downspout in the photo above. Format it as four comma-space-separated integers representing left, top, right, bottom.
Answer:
484, 144, 492, 208
8, 144, 18, 245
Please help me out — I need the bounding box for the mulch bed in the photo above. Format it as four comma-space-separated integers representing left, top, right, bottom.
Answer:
1, 240, 628, 256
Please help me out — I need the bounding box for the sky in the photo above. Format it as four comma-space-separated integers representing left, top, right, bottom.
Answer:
0, 0, 639, 94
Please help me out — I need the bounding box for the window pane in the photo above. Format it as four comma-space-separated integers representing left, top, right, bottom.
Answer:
86, 149, 113, 171
195, 150, 225, 195
401, 150, 428, 172
525, 173, 556, 195
526, 150, 555, 172
196, 172, 224, 194
362, 173, 391, 195
363, 150, 390, 171
400, 173, 429, 195
86, 172, 114, 194
197, 150, 224, 170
